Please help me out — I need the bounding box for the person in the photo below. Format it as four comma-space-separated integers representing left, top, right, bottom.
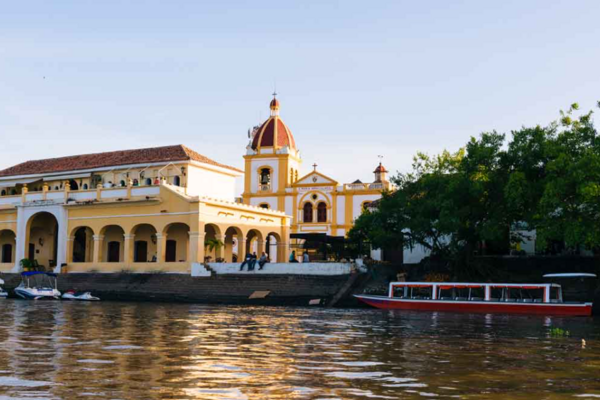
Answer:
302, 251, 309, 263
239, 253, 252, 271
289, 251, 298, 263
248, 252, 258, 271
258, 252, 268, 270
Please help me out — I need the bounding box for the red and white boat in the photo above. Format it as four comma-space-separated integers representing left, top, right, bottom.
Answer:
355, 282, 593, 316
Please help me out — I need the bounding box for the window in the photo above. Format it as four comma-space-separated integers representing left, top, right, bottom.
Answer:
259, 203, 270, 209
0, 190, 5, 196
145, 178, 152, 186
133, 179, 139, 186
303, 203, 313, 223
82, 184, 88, 190
317, 202, 327, 222
290, 169, 294, 184
259, 168, 271, 190
120, 180, 126, 187
173, 176, 181, 186
362, 201, 372, 211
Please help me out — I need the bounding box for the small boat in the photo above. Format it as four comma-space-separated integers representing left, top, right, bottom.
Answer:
62, 290, 100, 301
15, 272, 61, 300
355, 281, 593, 316
0, 278, 7, 298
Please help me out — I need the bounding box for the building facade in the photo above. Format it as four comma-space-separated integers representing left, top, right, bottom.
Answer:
242, 97, 391, 241
0, 145, 290, 273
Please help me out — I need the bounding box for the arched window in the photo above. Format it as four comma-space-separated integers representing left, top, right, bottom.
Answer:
133, 179, 139, 186
317, 202, 327, 222
173, 176, 181, 186
10, 189, 16, 195
290, 169, 294, 184
119, 180, 126, 187
69, 180, 79, 190
259, 168, 271, 191
259, 203, 270, 209
0, 190, 5, 196
145, 178, 152, 186
82, 184, 89, 190
303, 203, 313, 223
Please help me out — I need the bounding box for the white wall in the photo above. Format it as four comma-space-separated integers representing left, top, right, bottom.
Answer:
187, 165, 237, 200
336, 196, 345, 225
352, 194, 381, 220
208, 262, 352, 276
250, 159, 279, 193
250, 196, 278, 210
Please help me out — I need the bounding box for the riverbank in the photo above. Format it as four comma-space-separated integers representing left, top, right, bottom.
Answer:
0, 271, 368, 307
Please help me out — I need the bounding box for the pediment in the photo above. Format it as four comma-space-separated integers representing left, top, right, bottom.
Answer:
294, 171, 338, 186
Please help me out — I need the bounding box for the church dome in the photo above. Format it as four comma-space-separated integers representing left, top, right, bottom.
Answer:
251, 97, 296, 151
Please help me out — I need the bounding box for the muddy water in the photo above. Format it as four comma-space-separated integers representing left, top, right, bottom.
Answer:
0, 300, 599, 399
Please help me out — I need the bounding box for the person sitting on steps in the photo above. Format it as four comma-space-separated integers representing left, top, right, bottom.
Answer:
239, 253, 252, 271
258, 252, 268, 270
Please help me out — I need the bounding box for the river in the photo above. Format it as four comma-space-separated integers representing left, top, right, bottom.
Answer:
0, 300, 599, 399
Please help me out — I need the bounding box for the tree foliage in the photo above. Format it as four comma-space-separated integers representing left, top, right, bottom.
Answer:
349, 102, 600, 261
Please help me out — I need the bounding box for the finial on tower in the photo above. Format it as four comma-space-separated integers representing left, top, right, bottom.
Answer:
269, 91, 280, 116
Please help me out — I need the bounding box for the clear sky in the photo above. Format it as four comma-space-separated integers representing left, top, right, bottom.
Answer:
1, 1, 599, 193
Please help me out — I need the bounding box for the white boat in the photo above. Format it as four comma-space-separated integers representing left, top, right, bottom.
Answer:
15, 272, 61, 300
62, 290, 100, 301
0, 278, 7, 298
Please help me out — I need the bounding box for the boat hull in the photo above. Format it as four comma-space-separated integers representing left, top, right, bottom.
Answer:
15, 288, 61, 300
355, 295, 593, 316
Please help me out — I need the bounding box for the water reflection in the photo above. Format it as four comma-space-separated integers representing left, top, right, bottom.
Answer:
0, 300, 598, 399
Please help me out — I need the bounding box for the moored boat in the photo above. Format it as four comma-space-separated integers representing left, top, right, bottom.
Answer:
355, 282, 593, 316
15, 272, 61, 300
62, 290, 100, 301
0, 278, 7, 298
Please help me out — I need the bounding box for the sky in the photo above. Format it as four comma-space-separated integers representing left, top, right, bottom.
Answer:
1, 0, 600, 194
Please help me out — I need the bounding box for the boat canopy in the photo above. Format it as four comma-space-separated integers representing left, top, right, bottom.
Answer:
543, 273, 597, 278
21, 271, 58, 277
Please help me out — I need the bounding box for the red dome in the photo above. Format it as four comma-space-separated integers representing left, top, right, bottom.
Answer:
374, 163, 388, 173
251, 99, 296, 151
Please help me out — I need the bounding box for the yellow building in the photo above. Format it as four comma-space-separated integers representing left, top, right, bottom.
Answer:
0, 145, 290, 274
242, 96, 391, 257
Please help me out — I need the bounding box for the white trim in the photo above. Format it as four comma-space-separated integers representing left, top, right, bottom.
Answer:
189, 160, 243, 177
0, 220, 17, 224
69, 211, 199, 221
0, 177, 41, 187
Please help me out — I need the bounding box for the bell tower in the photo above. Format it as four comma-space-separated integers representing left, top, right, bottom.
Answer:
242, 96, 302, 212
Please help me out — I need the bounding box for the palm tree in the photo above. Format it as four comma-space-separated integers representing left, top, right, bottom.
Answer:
204, 237, 224, 263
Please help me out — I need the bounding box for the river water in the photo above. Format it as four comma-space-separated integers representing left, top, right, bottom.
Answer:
0, 300, 599, 400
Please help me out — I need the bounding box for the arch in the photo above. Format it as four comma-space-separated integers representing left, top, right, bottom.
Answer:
265, 231, 282, 262
119, 180, 126, 187
256, 165, 273, 191
173, 176, 181, 186
259, 203, 270, 209
298, 190, 332, 208
164, 223, 190, 262
69, 179, 79, 190
204, 224, 223, 262
245, 229, 264, 256
303, 202, 313, 223
26, 212, 59, 271
131, 224, 158, 263
145, 178, 152, 186
100, 225, 125, 263
0, 229, 16, 264
72, 226, 94, 263
82, 183, 89, 190
224, 226, 244, 262
133, 179, 139, 186
0, 190, 5, 196
317, 202, 328, 223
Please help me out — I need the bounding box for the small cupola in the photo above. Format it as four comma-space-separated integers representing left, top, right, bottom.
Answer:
373, 162, 388, 183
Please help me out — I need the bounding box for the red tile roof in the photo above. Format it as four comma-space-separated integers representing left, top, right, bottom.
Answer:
0, 145, 243, 177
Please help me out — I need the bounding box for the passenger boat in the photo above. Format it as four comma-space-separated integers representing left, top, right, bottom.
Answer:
15, 272, 61, 300
355, 282, 593, 316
